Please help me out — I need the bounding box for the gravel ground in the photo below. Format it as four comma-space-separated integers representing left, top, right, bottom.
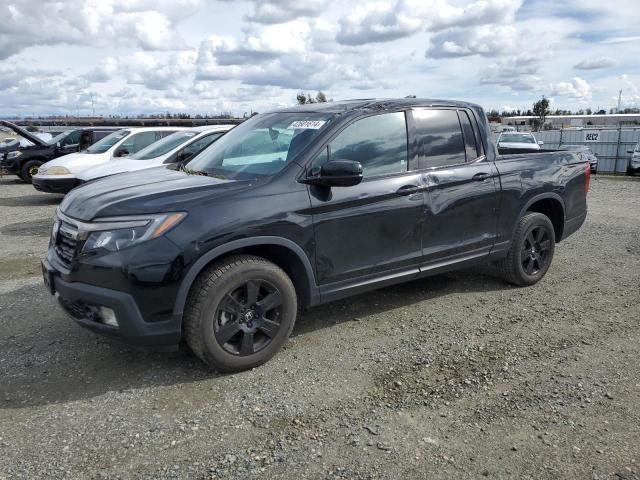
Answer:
0, 174, 639, 480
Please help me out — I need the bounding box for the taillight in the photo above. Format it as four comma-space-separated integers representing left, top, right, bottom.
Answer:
585, 162, 590, 194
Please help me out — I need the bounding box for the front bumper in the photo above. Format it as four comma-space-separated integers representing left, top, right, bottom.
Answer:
32, 175, 80, 194
43, 257, 182, 349
0, 156, 18, 175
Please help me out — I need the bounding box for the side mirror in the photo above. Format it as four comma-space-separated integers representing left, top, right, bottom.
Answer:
538, 140, 544, 145
302, 160, 363, 187
114, 148, 129, 158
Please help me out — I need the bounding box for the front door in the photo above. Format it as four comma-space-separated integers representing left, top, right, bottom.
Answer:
308, 112, 425, 286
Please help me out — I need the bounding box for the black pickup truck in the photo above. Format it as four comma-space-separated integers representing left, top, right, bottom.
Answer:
42, 99, 589, 371
0, 121, 118, 183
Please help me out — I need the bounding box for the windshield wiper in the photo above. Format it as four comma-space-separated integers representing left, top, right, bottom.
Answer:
179, 165, 227, 180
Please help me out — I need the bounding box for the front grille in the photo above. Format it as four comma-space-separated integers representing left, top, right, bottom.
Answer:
58, 296, 86, 320
54, 219, 79, 266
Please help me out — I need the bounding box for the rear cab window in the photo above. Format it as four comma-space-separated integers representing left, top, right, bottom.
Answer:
409, 109, 466, 169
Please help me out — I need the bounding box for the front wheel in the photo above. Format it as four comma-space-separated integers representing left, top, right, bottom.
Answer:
20, 160, 43, 184
497, 212, 555, 286
183, 255, 298, 372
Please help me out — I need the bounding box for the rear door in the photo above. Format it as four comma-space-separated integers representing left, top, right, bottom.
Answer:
409, 108, 500, 264
308, 112, 424, 286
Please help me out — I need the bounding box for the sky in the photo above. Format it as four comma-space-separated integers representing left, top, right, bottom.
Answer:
0, 0, 639, 117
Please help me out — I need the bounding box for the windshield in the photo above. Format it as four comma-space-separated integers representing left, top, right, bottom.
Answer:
47, 130, 73, 145
500, 133, 535, 144
186, 113, 334, 180
85, 130, 129, 154
130, 131, 198, 160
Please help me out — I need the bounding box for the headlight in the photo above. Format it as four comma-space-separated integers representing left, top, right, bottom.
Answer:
81, 212, 186, 253
6, 151, 21, 159
43, 166, 71, 175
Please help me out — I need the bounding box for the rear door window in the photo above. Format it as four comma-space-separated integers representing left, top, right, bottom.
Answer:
410, 109, 466, 169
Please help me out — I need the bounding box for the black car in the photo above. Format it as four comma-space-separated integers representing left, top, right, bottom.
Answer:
560, 145, 598, 173
42, 99, 589, 372
0, 121, 119, 183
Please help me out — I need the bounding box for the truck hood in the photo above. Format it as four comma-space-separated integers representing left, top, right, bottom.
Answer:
76, 158, 159, 181
0, 120, 49, 147
41, 151, 109, 174
60, 166, 250, 221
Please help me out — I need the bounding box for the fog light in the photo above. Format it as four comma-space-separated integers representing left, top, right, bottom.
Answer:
98, 307, 118, 328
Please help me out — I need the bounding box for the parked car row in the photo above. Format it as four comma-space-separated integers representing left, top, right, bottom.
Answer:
0, 121, 234, 193
40, 98, 590, 372
0, 121, 119, 182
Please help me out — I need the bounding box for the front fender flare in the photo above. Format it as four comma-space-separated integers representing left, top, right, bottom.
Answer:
172, 236, 319, 322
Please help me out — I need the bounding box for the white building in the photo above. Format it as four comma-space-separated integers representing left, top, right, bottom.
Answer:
502, 113, 640, 130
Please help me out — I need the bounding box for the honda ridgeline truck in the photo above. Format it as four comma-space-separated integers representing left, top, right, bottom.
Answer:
42, 99, 589, 372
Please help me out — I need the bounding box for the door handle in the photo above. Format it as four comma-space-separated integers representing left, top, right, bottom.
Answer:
396, 184, 421, 196
472, 172, 491, 181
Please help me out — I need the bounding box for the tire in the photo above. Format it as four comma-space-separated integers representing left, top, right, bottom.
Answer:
627, 167, 635, 177
183, 255, 298, 372
20, 160, 43, 184
497, 212, 555, 287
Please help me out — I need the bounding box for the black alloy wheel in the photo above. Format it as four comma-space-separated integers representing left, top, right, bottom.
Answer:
214, 279, 283, 356
497, 211, 555, 286
184, 255, 298, 372
520, 225, 552, 276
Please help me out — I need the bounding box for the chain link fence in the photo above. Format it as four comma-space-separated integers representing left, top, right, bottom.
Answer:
533, 128, 640, 173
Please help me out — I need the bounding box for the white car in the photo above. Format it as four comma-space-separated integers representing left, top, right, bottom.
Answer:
32, 127, 182, 194
77, 125, 233, 183
627, 142, 640, 176
497, 132, 544, 151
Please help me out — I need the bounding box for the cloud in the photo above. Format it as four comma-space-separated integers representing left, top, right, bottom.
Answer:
243, 0, 329, 24
0, 0, 201, 59
548, 77, 592, 101
573, 57, 616, 70
195, 20, 394, 91
425, 0, 523, 31
600, 35, 640, 44
426, 25, 518, 58
85, 51, 196, 90
479, 54, 541, 91
336, 2, 422, 46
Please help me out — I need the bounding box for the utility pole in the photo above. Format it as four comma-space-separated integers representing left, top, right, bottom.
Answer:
617, 89, 622, 113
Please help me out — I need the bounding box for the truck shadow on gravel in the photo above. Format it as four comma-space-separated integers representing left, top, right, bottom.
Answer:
0, 195, 63, 207
0, 269, 511, 409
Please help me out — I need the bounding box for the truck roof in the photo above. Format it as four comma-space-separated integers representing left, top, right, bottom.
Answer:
270, 98, 483, 114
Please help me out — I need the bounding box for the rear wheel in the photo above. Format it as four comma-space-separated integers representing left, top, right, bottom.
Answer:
497, 212, 555, 286
183, 255, 298, 372
20, 160, 43, 184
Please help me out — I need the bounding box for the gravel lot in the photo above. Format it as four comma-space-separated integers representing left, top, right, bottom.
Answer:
1, 174, 639, 480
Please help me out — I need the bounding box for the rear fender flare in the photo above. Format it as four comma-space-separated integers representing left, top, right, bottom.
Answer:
516, 192, 566, 239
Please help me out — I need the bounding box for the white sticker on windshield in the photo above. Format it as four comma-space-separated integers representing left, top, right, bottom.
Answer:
287, 120, 326, 130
